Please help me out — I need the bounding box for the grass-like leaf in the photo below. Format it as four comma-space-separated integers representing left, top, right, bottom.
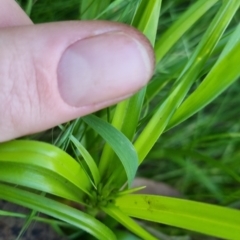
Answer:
0, 183, 116, 240
154, 0, 219, 63
82, 115, 138, 187
0, 140, 91, 201
116, 194, 240, 239
16, 209, 38, 240
103, 205, 157, 240
25, 0, 33, 16
167, 33, 240, 130
70, 135, 100, 187
80, 0, 110, 20
0, 162, 84, 203
132, 0, 162, 45
134, 0, 239, 163
99, 0, 162, 188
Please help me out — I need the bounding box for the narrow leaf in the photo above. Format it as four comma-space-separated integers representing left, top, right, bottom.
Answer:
80, 0, 110, 20
98, 0, 162, 188
0, 140, 91, 197
16, 209, 38, 240
167, 38, 240, 130
134, 1, 239, 162
70, 135, 100, 186
0, 162, 84, 202
102, 205, 157, 240
116, 194, 240, 240
132, 0, 162, 45
154, 0, 219, 63
0, 183, 116, 240
82, 115, 138, 187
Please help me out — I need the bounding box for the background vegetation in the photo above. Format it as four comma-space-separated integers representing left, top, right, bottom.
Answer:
1, 0, 240, 239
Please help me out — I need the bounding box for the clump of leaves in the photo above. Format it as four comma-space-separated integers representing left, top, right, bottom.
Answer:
1, 0, 240, 239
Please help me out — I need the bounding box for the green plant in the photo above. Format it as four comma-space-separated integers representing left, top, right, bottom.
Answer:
1, 0, 240, 239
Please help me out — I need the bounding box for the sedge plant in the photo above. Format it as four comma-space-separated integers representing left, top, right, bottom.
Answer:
1, 0, 240, 239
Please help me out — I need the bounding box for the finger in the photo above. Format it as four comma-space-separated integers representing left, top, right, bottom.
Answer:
0, 21, 155, 142
0, 0, 32, 27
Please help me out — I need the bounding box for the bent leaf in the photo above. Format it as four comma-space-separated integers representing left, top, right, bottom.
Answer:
83, 115, 138, 187
0, 140, 91, 199
96, 0, 161, 188
0, 162, 84, 203
70, 135, 100, 187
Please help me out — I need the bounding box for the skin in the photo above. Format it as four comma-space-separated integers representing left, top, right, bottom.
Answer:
0, 0, 155, 142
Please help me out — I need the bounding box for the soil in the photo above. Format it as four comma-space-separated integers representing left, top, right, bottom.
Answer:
0, 201, 66, 240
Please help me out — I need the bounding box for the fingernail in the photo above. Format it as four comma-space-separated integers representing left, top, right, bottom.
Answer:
57, 31, 154, 107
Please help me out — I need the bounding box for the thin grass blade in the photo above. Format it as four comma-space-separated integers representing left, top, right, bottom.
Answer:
154, 0, 219, 63
70, 135, 100, 187
134, 1, 239, 163
167, 42, 240, 130
167, 35, 240, 130
16, 209, 38, 240
132, 0, 162, 45
80, 0, 110, 20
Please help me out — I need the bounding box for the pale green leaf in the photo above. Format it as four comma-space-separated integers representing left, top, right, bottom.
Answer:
134, 1, 240, 162
116, 194, 240, 240
0, 162, 83, 203
132, 0, 162, 45
0, 140, 91, 199
102, 205, 157, 240
167, 38, 240, 130
98, 0, 162, 188
154, 0, 219, 63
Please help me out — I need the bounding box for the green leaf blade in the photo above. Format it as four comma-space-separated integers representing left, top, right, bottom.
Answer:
0, 140, 91, 197
154, 0, 219, 63
102, 205, 157, 240
116, 194, 240, 239
0, 183, 116, 240
82, 115, 138, 187
167, 39, 240, 130
0, 161, 85, 203
132, 0, 162, 45
134, 0, 240, 162
80, 0, 111, 20
70, 135, 100, 186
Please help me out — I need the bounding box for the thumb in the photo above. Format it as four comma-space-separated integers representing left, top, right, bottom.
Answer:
0, 21, 154, 142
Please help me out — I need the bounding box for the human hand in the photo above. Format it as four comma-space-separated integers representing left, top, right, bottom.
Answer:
0, 0, 154, 142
